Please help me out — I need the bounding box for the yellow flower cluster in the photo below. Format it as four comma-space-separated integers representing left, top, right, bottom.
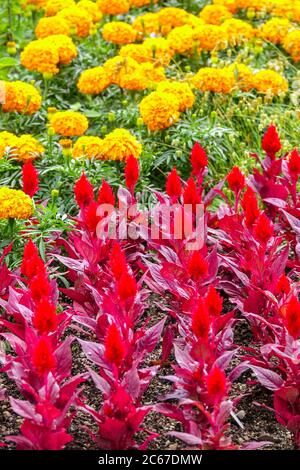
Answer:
283, 30, 300, 62
49, 111, 89, 136
44, 0, 76, 16
130, 0, 158, 6
221, 18, 255, 45
57, 7, 93, 38
21, 35, 77, 75
0, 187, 34, 220
199, 4, 232, 25
77, 0, 103, 23
0, 132, 44, 162
77, 66, 111, 94
96, 0, 130, 16
193, 67, 236, 94
259, 18, 293, 45
1, 81, 42, 115
193, 24, 228, 51
100, 129, 142, 161
139, 91, 181, 131
252, 69, 288, 95
35, 16, 70, 38
72, 136, 103, 159
156, 81, 195, 112
102, 22, 137, 45
167, 26, 195, 55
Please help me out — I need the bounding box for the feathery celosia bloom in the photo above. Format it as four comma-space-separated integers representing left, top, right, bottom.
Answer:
193, 67, 235, 94
104, 323, 126, 367
83, 201, 101, 233
132, 13, 160, 36
57, 6, 93, 38
98, 180, 115, 206
142, 38, 173, 66
283, 30, 300, 62
72, 136, 103, 159
77, 0, 103, 23
49, 111, 88, 137
100, 129, 142, 161
253, 213, 274, 244
32, 337, 57, 375
191, 142, 208, 175
199, 4, 232, 25
283, 296, 300, 339
166, 167, 182, 199
156, 81, 195, 112
9, 135, 44, 162
96, 0, 130, 15
252, 70, 288, 95
206, 285, 223, 317
21, 240, 46, 280
30, 273, 51, 303
117, 272, 137, 302
77, 66, 110, 95
241, 186, 260, 227
192, 299, 210, 341
74, 173, 94, 207
221, 18, 254, 45
157, 7, 189, 35
139, 91, 180, 131
287, 149, 300, 180
183, 177, 201, 211
276, 274, 291, 295
35, 16, 71, 39
33, 299, 58, 335
188, 251, 209, 281
226, 166, 245, 192
167, 26, 195, 55
262, 125, 281, 158
1, 81, 42, 114
102, 22, 137, 45
259, 18, 293, 45
103, 56, 139, 85
193, 24, 228, 51
44, 0, 75, 16
0, 187, 33, 220
206, 367, 227, 402
22, 161, 39, 198
110, 242, 127, 281
125, 155, 139, 193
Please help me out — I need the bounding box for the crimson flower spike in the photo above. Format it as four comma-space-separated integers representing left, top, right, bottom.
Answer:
74, 172, 94, 208
166, 167, 182, 201
125, 155, 139, 196
22, 161, 39, 198
262, 124, 281, 160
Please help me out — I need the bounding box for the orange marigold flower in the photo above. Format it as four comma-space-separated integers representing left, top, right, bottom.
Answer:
101, 129, 142, 161
139, 91, 180, 131
156, 81, 195, 112
57, 6, 93, 38
9, 135, 44, 162
102, 22, 137, 45
193, 24, 228, 51
193, 67, 235, 94
96, 0, 130, 16
132, 13, 160, 36
35, 16, 71, 38
0, 187, 34, 220
77, 66, 111, 95
199, 4, 232, 25
103, 56, 139, 85
252, 69, 288, 95
1, 81, 42, 114
49, 111, 89, 137
72, 136, 103, 159
77, 0, 103, 23
259, 18, 293, 45
44, 0, 76, 16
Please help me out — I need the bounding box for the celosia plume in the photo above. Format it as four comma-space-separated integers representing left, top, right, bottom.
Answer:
166, 167, 182, 199
104, 323, 126, 367
183, 177, 201, 212
22, 161, 39, 198
283, 296, 300, 339
192, 299, 210, 341
125, 155, 139, 194
226, 166, 245, 193
287, 149, 300, 179
21, 240, 46, 280
30, 272, 51, 303
253, 213, 274, 245
187, 251, 208, 281
206, 367, 227, 402
32, 337, 57, 375
262, 125, 281, 159
206, 285, 223, 317
109, 242, 127, 281
241, 186, 260, 227
117, 271, 137, 303
74, 172, 94, 207
191, 142, 208, 175
32, 299, 58, 335
98, 180, 115, 206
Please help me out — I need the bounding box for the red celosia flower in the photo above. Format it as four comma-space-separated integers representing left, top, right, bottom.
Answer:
262, 125, 281, 159
166, 167, 182, 199
32, 337, 57, 375
192, 299, 210, 341
22, 161, 39, 198
20, 240, 46, 280
287, 149, 300, 180
98, 180, 115, 206
191, 142, 208, 175
241, 186, 260, 227
206, 366, 227, 402
206, 285, 223, 317
117, 272, 137, 302
104, 323, 126, 367
226, 166, 245, 193
74, 172, 94, 207
125, 155, 139, 194
283, 296, 300, 339
32, 299, 58, 335
253, 212, 274, 244
187, 251, 208, 281
276, 274, 291, 295
30, 272, 51, 303
83, 201, 101, 233
183, 177, 201, 212
109, 242, 127, 281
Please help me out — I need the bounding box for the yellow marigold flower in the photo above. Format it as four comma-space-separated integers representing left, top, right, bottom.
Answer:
140, 63, 166, 85
226, 63, 254, 90
143, 38, 173, 66
23, 0, 47, 8
102, 22, 137, 45
130, 0, 158, 7
212, 0, 238, 13
156, 81, 195, 112
103, 56, 139, 85
139, 91, 180, 131
193, 67, 235, 94
72, 136, 103, 159
157, 7, 190, 35
59, 138, 73, 148
1, 81, 42, 114
77, 0, 103, 23
119, 44, 152, 63
291, 3, 300, 23
44, 35, 77, 65
252, 69, 288, 95
283, 30, 300, 62
35, 16, 70, 39
221, 19, 254, 45
167, 25, 195, 55
0, 141, 5, 159
0, 131, 18, 149
199, 5, 232, 25
9, 135, 44, 162
96, 0, 130, 16
272, 0, 295, 19
45, 0, 75, 16
21, 39, 60, 75
77, 66, 111, 95
259, 18, 293, 45
57, 6, 93, 38
49, 111, 89, 136
193, 25, 228, 51
185, 15, 205, 29
101, 129, 142, 161
0, 188, 34, 220
119, 68, 148, 90
132, 13, 160, 36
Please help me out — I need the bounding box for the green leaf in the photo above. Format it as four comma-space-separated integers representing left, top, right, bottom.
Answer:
0, 57, 18, 69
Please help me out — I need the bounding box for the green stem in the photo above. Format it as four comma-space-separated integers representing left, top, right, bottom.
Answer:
7, 218, 16, 239
7, 0, 13, 41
